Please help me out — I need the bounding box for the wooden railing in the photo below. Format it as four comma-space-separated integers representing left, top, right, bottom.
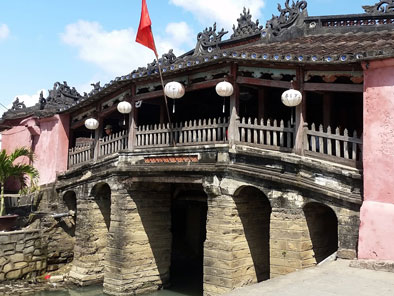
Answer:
68, 143, 93, 167
304, 123, 362, 166
68, 117, 363, 169
238, 118, 295, 151
98, 130, 128, 157
136, 117, 228, 148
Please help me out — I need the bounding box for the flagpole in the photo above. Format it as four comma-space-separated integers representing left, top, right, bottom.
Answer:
136, 0, 175, 146
154, 53, 176, 147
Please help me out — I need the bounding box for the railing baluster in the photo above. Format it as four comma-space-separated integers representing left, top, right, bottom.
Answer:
247, 118, 251, 143
223, 117, 226, 141
311, 123, 316, 152
319, 125, 324, 153
266, 119, 271, 145
206, 118, 211, 142
253, 118, 258, 144
213, 118, 217, 142
197, 120, 201, 143
217, 118, 222, 141
273, 120, 278, 146
280, 120, 284, 147
202, 119, 206, 142
352, 130, 358, 160
335, 127, 341, 157
153, 124, 157, 145
240, 117, 245, 142
188, 120, 192, 143
166, 123, 170, 145
344, 129, 349, 159
287, 120, 292, 148
179, 122, 184, 144
327, 126, 332, 155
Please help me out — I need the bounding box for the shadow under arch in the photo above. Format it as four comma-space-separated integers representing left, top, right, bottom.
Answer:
303, 202, 338, 263
62, 190, 77, 237
90, 182, 111, 231
234, 185, 272, 282
170, 185, 208, 295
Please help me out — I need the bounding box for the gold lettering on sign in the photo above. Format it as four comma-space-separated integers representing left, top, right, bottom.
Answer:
144, 156, 198, 164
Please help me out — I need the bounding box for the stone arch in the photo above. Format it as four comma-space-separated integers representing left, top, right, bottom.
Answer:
303, 202, 338, 263
233, 185, 272, 282
62, 190, 77, 237
90, 182, 111, 230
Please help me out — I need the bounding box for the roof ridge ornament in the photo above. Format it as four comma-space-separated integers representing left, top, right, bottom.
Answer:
147, 49, 177, 72
231, 7, 263, 39
193, 23, 228, 56
46, 81, 83, 109
363, 0, 394, 14
265, 0, 308, 37
89, 82, 101, 96
11, 97, 26, 110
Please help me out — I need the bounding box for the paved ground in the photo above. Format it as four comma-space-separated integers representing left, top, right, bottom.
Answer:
224, 260, 394, 296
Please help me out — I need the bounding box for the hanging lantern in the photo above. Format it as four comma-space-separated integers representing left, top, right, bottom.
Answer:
84, 118, 99, 130
117, 101, 132, 114
215, 81, 234, 97
164, 81, 185, 99
281, 89, 302, 107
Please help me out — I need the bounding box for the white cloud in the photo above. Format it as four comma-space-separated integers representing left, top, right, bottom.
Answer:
14, 89, 48, 108
169, 0, 265, 32
0, 24, 10, 41
60, 20, 194, 77
165, 22, 194, 48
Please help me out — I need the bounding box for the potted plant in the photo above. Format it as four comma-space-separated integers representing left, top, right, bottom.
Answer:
0, 147, 38, 231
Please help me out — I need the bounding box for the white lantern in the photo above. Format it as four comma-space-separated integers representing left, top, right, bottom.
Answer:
281, 89, 302, 107
84, 118, 99, 130
164, 81, 185, 99
216, 81, 234, 97
117, 101, 132, 114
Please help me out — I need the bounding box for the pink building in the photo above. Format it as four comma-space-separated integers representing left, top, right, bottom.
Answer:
359, 58, 394, 260
1, 0, 393, 294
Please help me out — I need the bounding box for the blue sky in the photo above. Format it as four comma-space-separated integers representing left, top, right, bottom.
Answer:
0, 0, 366, 111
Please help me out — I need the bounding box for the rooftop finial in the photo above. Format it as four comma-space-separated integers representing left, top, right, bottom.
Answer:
231, 7, 263, 39
265, 0, 308, 37
363, 1, 394, 14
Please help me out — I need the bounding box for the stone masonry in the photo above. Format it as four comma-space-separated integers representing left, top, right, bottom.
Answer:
0, 230, 46, 281
57, 144, 362, 296
103, 180, 172, 296
69, 182, 110, 285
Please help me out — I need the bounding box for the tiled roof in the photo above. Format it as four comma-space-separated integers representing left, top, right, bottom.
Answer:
238, 30, 394, 63
3, 0, 394, 120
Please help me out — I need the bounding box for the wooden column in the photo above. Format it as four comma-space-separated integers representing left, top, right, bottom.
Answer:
128, 84, 137, 151
228, 63, 240, 146
294, 67, 306, 155
93, 108, 102, 161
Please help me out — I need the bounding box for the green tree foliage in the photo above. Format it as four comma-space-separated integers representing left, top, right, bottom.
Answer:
0, 148, 39, 216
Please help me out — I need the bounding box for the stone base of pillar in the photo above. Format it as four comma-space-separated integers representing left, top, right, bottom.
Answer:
68, 265, 103, 286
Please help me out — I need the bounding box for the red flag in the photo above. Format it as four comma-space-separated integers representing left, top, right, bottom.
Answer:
136, 0, 157, 57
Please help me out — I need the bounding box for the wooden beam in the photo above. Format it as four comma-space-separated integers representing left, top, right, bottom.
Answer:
304, 82, 363, 93
236, 76, 291, 89
186, 78, 226, 92
99, 104, 117, 118
134, 89, 164, 101
134, 78, 230, 101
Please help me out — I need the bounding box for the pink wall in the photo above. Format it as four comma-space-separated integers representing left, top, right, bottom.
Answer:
1, 114, 70, 188
359, 58, 394, 260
